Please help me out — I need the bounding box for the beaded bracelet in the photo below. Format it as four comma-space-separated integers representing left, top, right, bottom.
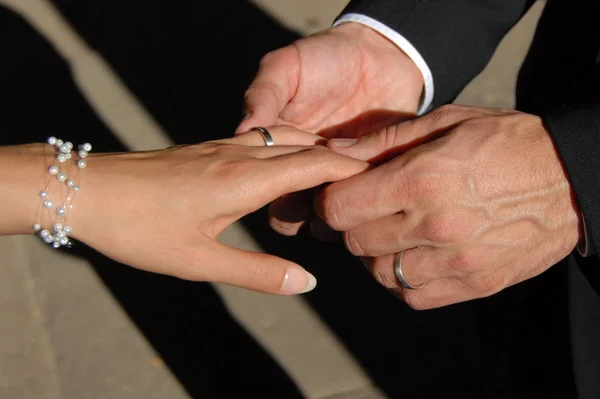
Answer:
33, 137, 92, 249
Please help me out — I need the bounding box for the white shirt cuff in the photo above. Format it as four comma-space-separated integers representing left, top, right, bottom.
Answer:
577, 213, 591, 257
334, 13, 434, 115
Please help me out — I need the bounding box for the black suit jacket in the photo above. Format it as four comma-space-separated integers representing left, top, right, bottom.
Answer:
342, 0, 600, 398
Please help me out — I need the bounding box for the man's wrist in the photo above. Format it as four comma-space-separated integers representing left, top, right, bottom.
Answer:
334, 21, 424, 92
334, 15, 433, 114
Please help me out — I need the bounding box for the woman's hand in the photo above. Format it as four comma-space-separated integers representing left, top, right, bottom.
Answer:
70, 127, 369, 294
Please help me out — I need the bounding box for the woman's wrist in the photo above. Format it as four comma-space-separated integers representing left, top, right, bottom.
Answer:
0, 142, 102, 245
0, 144, 56, 235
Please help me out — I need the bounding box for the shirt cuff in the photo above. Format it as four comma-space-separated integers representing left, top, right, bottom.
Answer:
578, 213, 591, 257
334, 13, 434, 115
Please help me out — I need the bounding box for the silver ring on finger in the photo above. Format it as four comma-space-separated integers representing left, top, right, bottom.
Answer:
394, 251, 426, 290
251, 127, 275, 147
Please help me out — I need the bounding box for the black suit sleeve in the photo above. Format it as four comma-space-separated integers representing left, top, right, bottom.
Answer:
341, 0, 536, 107
542, 102, 600, 258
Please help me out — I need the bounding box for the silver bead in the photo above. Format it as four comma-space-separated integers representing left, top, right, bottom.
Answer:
65, 152, 72, 160
48, 137, 57, 145
56, 231, 67, 239
48, 165, 59, 175
59, 237, 69, 245
82, 143, 92, 152
56, 207, 66, 216
59, 144, 70, 154
67, 180, 75, 188
52, 242, 61, 249
65, 142, 73, 150
45, 236, 55, 244
77, 159, 87, 169
66, 241, 73, 249
78, 150, 88, 159
53, 223, 63, 232
73, 185, 80, 192
40, 229, 50, 238
57, 154, 67, 163
55, 139, 64, 146
39, 191, 48, 198
44, 199, 53, 208
64, 226, 72, 234
33, 224, 41, 232
57, 172, 67, 182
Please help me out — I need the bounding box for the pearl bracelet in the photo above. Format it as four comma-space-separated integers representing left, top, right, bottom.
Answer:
33, 137, 92, 249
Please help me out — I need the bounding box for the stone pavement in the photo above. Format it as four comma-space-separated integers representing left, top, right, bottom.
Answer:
0, 1, 544, 398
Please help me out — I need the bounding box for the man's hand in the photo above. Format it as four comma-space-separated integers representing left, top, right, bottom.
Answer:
320, 105, 583, 309
236, 22, 424, 138
239, 22, 424, 236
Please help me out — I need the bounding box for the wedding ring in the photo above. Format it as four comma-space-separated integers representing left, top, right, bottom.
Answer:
394, 251, 426, 290
251, 127, 275, 147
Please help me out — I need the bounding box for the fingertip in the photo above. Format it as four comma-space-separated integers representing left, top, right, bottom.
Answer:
326, 138, 374, 161
234, 112, 253, 135
280, 266, 317, 295
328, 138, 358, 150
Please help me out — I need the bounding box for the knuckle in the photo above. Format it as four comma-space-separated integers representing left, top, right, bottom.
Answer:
211, 158, 258, 181
402, 292, 430, 311
190, 142, 221, 156
406, 172, 442, 200
448, 250, 481, 274
315, 187, 345, 230
269, 218, 301, 236
419, 214, 462, 244
373, 264, 398, 289
474, 272, 509, 297
432, 104, 464, 122
378, 124, 401, 150
344, 231, 366, 256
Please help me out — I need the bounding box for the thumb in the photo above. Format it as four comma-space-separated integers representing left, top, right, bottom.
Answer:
326, 121, 433, 163
207, 241, 317, 295
327, 105, 514, 162
235, 47, 300, 135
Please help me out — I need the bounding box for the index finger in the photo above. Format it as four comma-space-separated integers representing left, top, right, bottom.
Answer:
221, 126, 326, 147
254, 147, 371, 206
313, 159, 409, 231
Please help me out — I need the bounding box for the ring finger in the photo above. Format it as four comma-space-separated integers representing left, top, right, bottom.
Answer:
363, 247, 454, 290
222, 126, 327, 147
343, 212, 425, 257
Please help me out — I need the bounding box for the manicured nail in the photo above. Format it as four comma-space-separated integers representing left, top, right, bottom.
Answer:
310, 217, 338, 242
280, 267, 317, 295
330, 138, 358, 148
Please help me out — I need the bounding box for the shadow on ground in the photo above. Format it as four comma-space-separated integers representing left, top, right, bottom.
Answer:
0, 1, 577, 398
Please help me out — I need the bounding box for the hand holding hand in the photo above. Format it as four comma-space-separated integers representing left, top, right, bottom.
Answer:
238, 22, 424, 236
237, 22, 424, 138
321, 105, 582, 309
67, 127, 369, 295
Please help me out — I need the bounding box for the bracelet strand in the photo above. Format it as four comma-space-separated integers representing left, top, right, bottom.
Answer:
33, 137, 91, 249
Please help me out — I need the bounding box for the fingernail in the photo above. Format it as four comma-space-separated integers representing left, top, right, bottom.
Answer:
330, 138, 358, 148
310, 218, 338, 242
280, 267, 317, 295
